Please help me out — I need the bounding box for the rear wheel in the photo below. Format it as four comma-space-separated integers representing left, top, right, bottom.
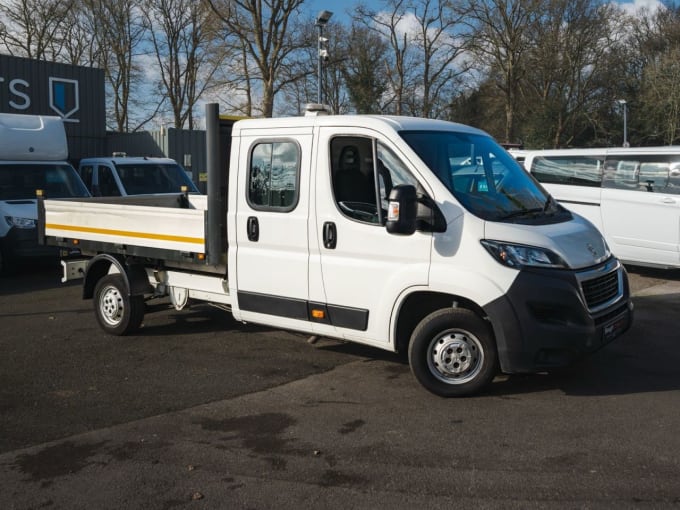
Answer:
408, 308, 498, 397
93, 274, 144, 335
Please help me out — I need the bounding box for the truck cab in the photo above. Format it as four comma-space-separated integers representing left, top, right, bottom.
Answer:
78, 156, 199, 197
226, 114, 632, 395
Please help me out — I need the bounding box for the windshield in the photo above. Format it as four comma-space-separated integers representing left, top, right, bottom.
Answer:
400, 131, 569, 223
0, 163, 89, 200
115, 162, 199, 195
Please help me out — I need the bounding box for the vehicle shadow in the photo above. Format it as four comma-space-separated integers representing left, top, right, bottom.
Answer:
625, 264, 680, 281
486, 291, 680, 397
134, 287, 680, 399
0, 261, 72, 296
28, 262, 670, 400
136, 302, 275, 337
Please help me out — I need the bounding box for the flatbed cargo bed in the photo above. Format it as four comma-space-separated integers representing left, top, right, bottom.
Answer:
40, 193, 220, 269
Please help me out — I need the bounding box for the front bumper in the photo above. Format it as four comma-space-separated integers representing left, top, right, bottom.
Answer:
484, 257, 633, 373
2, 226, 61, 260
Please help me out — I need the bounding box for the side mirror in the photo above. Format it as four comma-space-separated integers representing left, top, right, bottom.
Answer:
386, 184, 417, 235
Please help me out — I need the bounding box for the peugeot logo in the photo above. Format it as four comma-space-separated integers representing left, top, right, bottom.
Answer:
587, 243, 598, 257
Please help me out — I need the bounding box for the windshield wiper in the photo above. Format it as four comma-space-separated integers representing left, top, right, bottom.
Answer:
543, 195, 555, 213
499, 207, 544, 221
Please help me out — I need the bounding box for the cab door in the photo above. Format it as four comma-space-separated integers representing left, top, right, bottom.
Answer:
233, 131, 314, 329
311, 128, 433, 347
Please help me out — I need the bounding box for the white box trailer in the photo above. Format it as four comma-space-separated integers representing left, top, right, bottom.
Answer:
0, 113, 89, 274
39, 105, 633, 397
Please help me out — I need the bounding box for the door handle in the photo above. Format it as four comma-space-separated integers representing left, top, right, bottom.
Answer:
247, 216, 259, 242
660, 197, 676, 204
323, 221, 337, 249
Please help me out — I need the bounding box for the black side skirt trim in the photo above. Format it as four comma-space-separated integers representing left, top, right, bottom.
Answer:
238, 291, 308, 321
327, 304, 369, 331
238, 291, 369, 331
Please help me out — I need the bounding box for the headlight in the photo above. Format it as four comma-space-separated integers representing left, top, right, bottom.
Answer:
481, 240, 568, 269
4, 216, 36, 229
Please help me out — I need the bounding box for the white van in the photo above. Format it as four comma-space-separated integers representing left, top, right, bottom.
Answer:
0, 113, 89, 274
522, 147, 680, 269
78, 156, 199, 197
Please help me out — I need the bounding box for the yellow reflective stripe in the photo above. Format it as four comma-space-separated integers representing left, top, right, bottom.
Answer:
45, 223, 204, 245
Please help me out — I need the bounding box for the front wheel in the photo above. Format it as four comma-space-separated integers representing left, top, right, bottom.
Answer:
408, 308, 498, 397
93, 274, 144, 335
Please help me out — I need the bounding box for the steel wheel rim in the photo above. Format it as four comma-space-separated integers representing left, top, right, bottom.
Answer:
427, 329, 485, 385
99, 284, 124, 326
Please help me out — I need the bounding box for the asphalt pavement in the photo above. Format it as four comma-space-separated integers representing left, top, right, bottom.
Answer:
0, 262, 679, 509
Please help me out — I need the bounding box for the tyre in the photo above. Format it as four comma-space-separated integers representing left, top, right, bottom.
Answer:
408, 308, 498, 397
93, 274, 144, 335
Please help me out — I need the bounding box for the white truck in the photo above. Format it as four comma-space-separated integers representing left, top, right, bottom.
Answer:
0, 113, 89, 274
39, 105, 633, 396
77, 156, 200, 197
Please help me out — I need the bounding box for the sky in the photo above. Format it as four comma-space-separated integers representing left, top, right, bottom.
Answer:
303, 0, 665, 23
302, 1, 375, 23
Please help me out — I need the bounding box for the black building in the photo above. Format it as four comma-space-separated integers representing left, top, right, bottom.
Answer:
0, 54, 106, 159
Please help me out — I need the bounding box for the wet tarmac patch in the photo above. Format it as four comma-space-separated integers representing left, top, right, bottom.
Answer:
198, 412, 297, 455
339, 419, 365, 435
107, 440, 173, 462
13, 441, 108, 481
318, 469, 368, 488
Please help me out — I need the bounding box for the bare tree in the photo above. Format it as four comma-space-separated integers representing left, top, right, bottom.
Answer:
207, 0, 307, 117
408, 0, 471, 118
57, 1, 102, 66
355, 0, 416, 115
145, 0, 227, 129
463, 0, 539, 143
635, 6, 680, 144
342, 24, 390, 114
639, 47, 680, 144
0, 0, 74, 60
81, 0, 152, 132
204, 33, 256, 117
523, 0, 620, 147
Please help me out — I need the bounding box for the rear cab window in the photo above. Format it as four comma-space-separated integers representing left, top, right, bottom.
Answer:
247, 140, 301, 211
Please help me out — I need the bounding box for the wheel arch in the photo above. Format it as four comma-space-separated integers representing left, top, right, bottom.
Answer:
394, 291, 489, 355
83, 254, 152, 299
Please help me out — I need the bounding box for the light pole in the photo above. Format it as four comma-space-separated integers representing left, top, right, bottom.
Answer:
316, 10, 333, 105
617, 99, 629, 147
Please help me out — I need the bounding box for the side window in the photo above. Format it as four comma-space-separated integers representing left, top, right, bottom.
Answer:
248, 141, 300, 211
330, 136, 420, 225
79, 165, 93, 192
99, 166, 121, 196
530, 156, 603, 187
605, 159, 639, 190
669, 162, 680, 194
603, 155, 680, 194
639, 162, 669, 192
376, 142, 418, 209
331, 137, 379, 223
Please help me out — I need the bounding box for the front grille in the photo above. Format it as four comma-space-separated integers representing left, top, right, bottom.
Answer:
581, 270, 620, 310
